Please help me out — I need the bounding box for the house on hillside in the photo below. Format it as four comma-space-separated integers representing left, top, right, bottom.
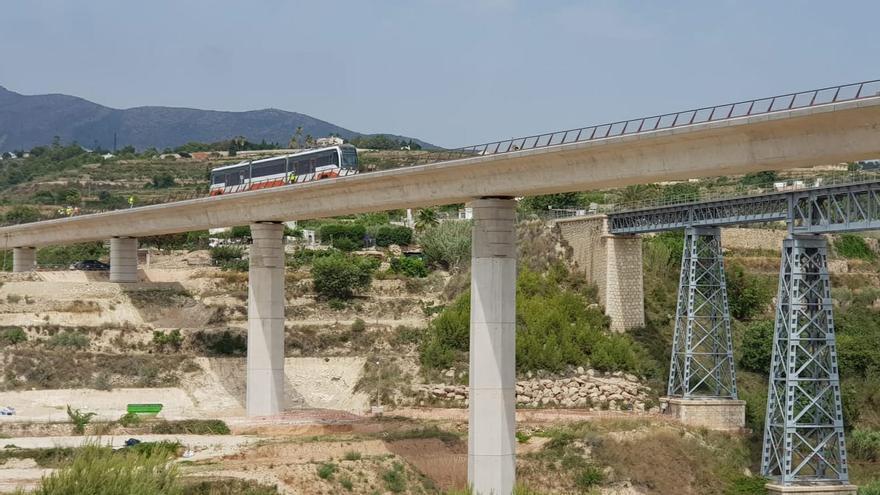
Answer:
316, 136, 344, 147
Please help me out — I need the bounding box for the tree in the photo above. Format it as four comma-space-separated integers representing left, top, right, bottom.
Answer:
289, 126, 304, 148
740, 320, 774, 373
415, 208, 439, 230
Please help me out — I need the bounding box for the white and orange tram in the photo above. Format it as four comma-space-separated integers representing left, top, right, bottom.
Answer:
209, 144, 358, 195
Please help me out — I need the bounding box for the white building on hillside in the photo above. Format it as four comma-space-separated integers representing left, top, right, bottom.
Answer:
316, 136, 344, 147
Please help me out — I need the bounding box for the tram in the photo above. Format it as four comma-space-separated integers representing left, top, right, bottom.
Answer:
209, 144, 358, 195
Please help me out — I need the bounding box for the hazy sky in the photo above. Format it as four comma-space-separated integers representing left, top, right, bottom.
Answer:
1, 1, 877, 147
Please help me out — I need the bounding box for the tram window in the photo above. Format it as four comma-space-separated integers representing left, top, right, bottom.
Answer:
212, 173, 224, 184
254, 161, 285, 177
226, 171, 241, 186
342, 151, 357, 168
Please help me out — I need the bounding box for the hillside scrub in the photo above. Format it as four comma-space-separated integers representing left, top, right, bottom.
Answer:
311, 253, 378, 300
420, 264, 656, 376
390, 256, 429, 278
835, 234, 876, 261
318, 223, 365, 251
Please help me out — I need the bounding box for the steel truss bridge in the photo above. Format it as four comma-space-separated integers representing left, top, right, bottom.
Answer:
603, 179, 880, 488
608, 179, 880, 235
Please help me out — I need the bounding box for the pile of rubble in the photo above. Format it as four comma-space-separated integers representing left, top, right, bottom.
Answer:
416, 368, 657, 412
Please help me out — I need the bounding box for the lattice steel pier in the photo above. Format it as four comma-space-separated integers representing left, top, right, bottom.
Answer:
762, 235, 850, 487
667, 227, 738, 399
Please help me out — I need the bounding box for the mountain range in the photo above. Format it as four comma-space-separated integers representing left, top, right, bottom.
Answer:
0, 85, 433, 152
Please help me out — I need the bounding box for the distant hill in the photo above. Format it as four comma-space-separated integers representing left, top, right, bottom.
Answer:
0, 85, 434, 152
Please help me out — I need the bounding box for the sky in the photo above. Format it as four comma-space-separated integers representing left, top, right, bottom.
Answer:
1, 0, 878, 148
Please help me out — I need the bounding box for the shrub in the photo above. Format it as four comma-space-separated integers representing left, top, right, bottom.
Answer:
152, 329, 183, 352
419, 220, 471, 269
311, 254, 376, 300
210, 246, 244, 265
229, 225, 252, 240
574, 465, 604, 489
382, 462, 407, 493
150, 419, 230, 435
343, 450, 362, 461
740, 320, 774, 373
118, 412, 142, 427
849, 428, 880, 461
835, 234, 875, 261
350, 318, 366, 333
317, 462, 337, 480
390, 256, 428, 278
182, 479, 279, 495
859, 481, 880, 495
0, 327, 26, 346
726, 262, 770, 320
191, 330, 246, 356
741, 171, 778, 187
32, 444, 179, 495
375, 225, 413, 247
319, 224, 365, 250
66, 405, 96, 435
48, 331, 89, 349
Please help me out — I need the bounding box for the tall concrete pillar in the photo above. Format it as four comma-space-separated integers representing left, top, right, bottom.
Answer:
468, 198, 516, 495
12, 247, 36, 273
247, 222, 285, 417
109, 237, 139, 283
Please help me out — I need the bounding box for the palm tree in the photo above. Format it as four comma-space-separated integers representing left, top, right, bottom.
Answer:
415, 208, 439, 231
289, 126, 304, 149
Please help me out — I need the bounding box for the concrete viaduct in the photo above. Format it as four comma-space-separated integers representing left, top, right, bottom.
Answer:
3, 82, 880, 494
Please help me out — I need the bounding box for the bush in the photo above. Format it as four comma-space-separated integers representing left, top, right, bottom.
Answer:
350, 318, 366, 333
48, 331, 89, 349
390, 256, 428, 278
182, 479, 279, 495
317, 462, 337, 480
152, 329, 183, 352
419, 220, 472, 269
382, 462, 407, 493
311, 254, 376, 300
66, 405, 96, 435
375, 225, 413, 246
741, 171, 778, 187
740, 320, 774, 373
574, 465, 604, 489
150, 419, 230, 435
849, 428, 880, 461
0, 327, 27, 346
726, 263, 770, 320
192, 330, 246, 356
319, 224, 365, 250
210, 246, 244, 265
32, 444, 179, 495
835, 234, 875, 261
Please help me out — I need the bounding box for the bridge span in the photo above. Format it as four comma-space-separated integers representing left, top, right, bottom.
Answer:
5, 81, 880, 495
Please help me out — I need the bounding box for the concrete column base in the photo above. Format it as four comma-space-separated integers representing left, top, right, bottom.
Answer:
660, 397, 746, 431
765, 483, 857, 495
12, 247, 36, 273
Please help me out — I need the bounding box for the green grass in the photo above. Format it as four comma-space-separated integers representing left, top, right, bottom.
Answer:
149, 419, 230, 435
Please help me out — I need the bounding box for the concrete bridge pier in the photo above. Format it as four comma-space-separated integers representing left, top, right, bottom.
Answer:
12, 247, 36, 272
109, 237, 139, 283
468, 198, 517, 495
246, 222, 285, 417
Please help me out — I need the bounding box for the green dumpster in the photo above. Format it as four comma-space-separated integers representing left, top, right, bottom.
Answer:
127, 403, 163, 416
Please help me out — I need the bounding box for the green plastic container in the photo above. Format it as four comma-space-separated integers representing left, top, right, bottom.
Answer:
126, 403, 163, 416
